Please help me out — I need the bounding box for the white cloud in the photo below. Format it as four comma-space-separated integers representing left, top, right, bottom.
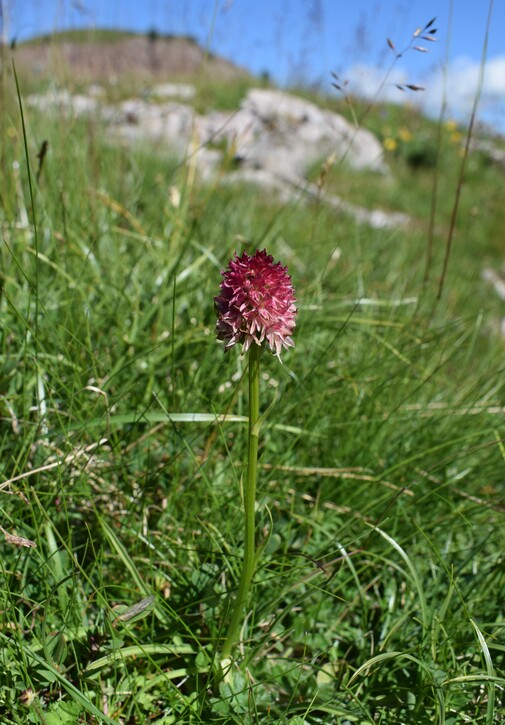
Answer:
344, 56, 505, 132
424, 56, 505, 116
344, 63, 410, 104
479, 56, 505, 102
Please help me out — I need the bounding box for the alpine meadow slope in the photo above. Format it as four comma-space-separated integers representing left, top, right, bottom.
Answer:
0, 27, 504, 725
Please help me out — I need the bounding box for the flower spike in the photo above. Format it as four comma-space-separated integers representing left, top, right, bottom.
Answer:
215, 249, 297, 358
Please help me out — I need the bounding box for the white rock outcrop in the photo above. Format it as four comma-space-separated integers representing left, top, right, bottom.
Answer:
28, 84, 407, 229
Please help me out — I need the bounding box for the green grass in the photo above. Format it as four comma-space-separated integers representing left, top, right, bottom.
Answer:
19, 29, 199, 46
0, 65, 504, 724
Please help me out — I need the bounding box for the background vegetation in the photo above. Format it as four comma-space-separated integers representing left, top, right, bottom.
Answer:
0, 28, 504, 724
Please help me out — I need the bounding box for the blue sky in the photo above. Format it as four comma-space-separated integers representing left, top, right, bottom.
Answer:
3, 1, 505, 130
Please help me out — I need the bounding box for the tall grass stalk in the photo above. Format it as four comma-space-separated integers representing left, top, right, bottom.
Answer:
12, 61, 39, 340
436, 0, 494, 300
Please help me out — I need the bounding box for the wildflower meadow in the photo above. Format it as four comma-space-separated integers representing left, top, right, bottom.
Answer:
1, 15, 505, 725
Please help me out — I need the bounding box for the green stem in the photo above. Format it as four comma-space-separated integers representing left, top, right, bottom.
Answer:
221, 344, 261, 662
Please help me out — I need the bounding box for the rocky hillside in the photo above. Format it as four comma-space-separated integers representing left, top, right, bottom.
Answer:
9, 30, 250, 83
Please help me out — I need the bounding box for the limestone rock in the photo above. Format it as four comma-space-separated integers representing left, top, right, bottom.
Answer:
27, 83, 407, 228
